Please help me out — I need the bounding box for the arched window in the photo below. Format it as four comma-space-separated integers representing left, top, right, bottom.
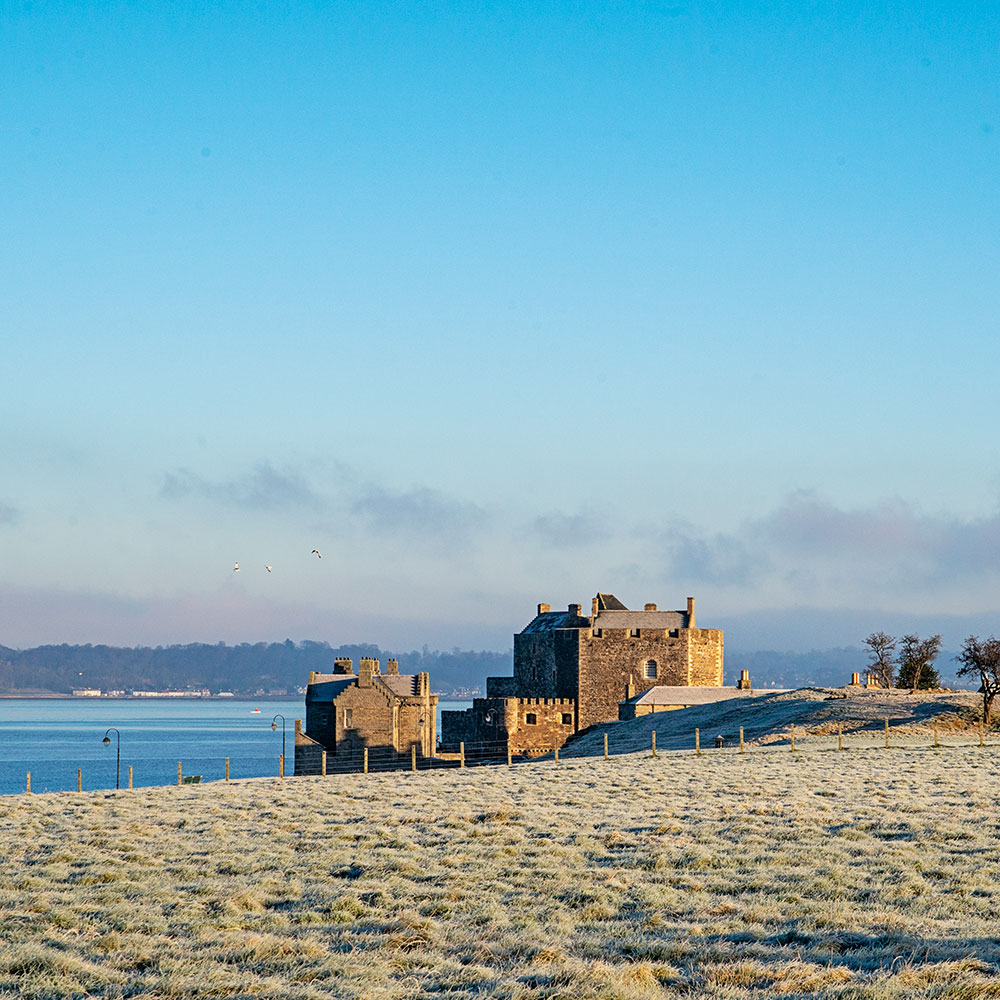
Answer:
643, 660, 658, 679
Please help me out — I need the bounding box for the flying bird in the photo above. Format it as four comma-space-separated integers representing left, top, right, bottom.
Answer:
265, 565, 272, 573
311, 549, 322, 558
233, 562, 240, 572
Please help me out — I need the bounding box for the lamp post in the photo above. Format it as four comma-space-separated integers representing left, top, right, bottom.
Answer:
271, 714, 286, 761
102, 728, 121, 790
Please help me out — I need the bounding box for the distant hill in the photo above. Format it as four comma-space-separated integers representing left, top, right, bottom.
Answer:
0, 641, 972, 698
726, 646, 967, 690
0, 641, 511, 698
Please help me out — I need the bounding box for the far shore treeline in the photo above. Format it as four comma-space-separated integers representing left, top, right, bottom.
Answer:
0, 641, 511, 698
0, 641, 970, 698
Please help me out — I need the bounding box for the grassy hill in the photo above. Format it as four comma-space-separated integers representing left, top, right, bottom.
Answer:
2, 690, 999, 998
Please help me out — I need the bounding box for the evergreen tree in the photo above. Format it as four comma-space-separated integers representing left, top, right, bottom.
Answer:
896, 633, 942, 690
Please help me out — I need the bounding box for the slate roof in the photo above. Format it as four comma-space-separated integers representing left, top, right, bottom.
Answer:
380, 674, 421, 697
521, 611, 592, 633
520, 593, 690, 632
594, 593, 628, 611
304, 676, 356, 703
626, 686, 788, 706
306, 672, 422, 702
595, 609, 688, 629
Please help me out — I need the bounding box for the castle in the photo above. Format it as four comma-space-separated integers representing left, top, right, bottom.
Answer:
441, 592, 723, 755
293, 656, 438, 773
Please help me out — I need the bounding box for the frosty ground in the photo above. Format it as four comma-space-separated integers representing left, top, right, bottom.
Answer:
2, 690, 999, 999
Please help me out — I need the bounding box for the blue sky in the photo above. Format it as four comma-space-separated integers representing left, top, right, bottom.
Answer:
2, 2, 999, 652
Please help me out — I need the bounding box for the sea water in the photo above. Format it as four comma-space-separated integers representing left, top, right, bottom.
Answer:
0, 698, 471, 796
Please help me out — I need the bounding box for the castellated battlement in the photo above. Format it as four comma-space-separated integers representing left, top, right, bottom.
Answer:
519, 697, 575, 707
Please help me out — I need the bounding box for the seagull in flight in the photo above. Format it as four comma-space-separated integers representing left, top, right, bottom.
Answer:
311, 549, 322, 558
265, 565, 272, 573
233, 562, 240, 572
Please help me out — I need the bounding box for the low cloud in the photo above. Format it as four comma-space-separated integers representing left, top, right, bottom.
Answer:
531, 511, 611, 548
352, 485, 487, 541
664, 490, 1000, 603
160, 463, 321, 511
0, 501, 18, 526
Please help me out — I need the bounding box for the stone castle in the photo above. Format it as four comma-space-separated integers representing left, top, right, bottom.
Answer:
293, 656, 438, 774
441, 592, 723, 755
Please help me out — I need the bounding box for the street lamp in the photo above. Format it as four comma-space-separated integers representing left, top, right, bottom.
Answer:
271, 714, 286, 761
102, 728, 121, 790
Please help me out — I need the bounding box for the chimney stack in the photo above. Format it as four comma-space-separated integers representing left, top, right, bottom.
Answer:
644, 603, 657, 612
537, 603, 551, 615
568, 603, 581, 617
686, 597, 696, 628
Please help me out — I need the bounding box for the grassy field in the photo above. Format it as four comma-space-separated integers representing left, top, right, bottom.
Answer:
3, 693, 1000, 998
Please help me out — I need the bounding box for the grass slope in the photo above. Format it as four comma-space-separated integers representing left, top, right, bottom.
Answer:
2, 693, 999, 999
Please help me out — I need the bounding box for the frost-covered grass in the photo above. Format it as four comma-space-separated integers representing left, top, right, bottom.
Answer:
3, 696, 1000, 998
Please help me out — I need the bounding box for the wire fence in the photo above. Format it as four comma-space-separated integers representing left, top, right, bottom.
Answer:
15, 717, 999, 794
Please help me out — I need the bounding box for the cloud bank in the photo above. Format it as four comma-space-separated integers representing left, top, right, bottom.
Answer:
664, 490, 1000, 611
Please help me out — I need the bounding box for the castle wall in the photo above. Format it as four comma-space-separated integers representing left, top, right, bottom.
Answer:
293, 725, 326, 776
508, 697, 576, 755
687, 628, 725, 686
577, 628, 692, 730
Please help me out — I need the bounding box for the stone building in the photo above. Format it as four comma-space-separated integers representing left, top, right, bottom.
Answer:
441, 592, 724, 755
294, 656, 437, 774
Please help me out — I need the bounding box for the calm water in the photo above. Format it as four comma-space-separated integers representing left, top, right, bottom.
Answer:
0, 698, 471, 796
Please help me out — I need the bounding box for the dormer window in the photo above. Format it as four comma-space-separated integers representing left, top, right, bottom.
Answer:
643, 660, 658, 679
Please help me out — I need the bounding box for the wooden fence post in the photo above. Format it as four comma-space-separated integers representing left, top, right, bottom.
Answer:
321, 751, 327, 776
933, 722, 939, 748
177, 762, 182, 786
695, 729, 701, 756
838, 722, 843, 751
77, 769, 82, 793
128, 765, 133, 789
26, 772, 30, 794
459, 742, 465, 768
411, 745, 417, 772
554, 745, 560, 764
363, 747, 368, 774
651, 731, 657, 758
885, 717, 889, 749
507, 746, 512, 767
980, 720, 985, 747
225, 757, 230, 781
790, 724, 795, 751
739, 726, 744, 753
279, 753, 285, 778
603, 732, 609, 759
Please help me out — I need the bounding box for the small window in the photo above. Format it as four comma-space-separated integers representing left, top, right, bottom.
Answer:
561, 713, 573, 726
319, 711, 329, 727
525, 713, 537, 725
344, 708, 354, 727
644, 660, 658, 679
631, 628, 640, 638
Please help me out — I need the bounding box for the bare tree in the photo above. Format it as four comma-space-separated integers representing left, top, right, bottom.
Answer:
896, 634, 942, 692
863, 632, 897, 688
955, 635, 1000, 726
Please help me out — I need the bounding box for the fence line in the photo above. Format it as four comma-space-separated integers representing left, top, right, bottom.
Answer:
15, 719, 999, 795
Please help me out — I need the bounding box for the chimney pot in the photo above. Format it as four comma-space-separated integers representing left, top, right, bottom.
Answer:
644, 603, 657, 612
